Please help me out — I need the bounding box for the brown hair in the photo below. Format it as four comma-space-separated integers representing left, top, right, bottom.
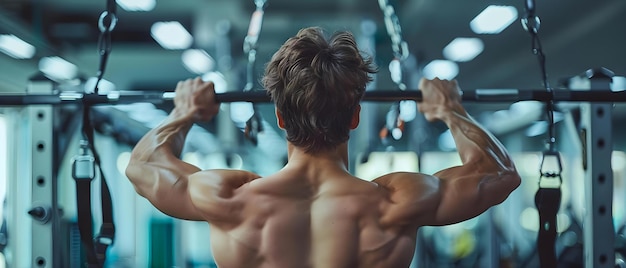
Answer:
263, 27, 376, 153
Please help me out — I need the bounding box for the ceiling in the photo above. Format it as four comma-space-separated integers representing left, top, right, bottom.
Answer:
0, 0, 624, 93
0, 0, 625, 153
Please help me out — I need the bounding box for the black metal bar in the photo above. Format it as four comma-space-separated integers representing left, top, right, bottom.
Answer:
1, 89, 625, 106
216, 91, 270, 103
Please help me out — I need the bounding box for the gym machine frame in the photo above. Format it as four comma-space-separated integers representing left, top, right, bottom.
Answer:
0, 68, 621, 267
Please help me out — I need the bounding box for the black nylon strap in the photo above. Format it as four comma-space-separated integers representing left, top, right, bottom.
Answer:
75, 179, 99, 266
95, 165, 115, 262
535, 187, 561, 268
75, 103, 115, 267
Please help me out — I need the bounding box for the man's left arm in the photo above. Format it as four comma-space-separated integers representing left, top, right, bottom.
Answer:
125, 78, 257, 222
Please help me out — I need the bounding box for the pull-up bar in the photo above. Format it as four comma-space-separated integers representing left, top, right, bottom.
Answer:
0, 89, 625, 106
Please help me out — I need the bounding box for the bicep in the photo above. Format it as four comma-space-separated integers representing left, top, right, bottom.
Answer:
126, 156, 205, 221
376, 168, 518, 227
429, 166, 519, 226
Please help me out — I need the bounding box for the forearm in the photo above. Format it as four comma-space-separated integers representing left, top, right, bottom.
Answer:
440, 104, 515, 172
126, 108, 199, 191
415, 79, 520, 225
432, 105, 520, 219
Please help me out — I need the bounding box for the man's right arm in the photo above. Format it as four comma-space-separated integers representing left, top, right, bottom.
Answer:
376, 78, 521, 227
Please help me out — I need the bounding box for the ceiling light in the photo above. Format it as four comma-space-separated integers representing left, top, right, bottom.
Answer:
38, 56, 77, 81
150, 21, 193, 50
0, 34, 36, 59
443, 37, 484, 62
422, 60, 459, 80
470, 5, 518, 34
116, 0, 155, 11
182, 49, 215, 74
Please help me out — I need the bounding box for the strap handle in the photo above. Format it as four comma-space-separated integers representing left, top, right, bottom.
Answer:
535, 188, 561, 267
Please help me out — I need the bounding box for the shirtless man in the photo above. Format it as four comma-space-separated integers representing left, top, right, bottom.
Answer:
126, 27, 521, 268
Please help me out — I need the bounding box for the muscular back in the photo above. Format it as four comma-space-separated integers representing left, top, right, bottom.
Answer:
127, 77, 520, 268
199, 168, 420, 268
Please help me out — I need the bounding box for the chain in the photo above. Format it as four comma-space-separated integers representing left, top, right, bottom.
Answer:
241, 0, 268, 144
521, 0, 557, 153
378, 0, 409, 143
378, 0, 408, 62
524, 5, 561, 266
523, 1, 561, 189
378, 0, 408, 90
93, 0, 117, 94
243, 0, 267, 91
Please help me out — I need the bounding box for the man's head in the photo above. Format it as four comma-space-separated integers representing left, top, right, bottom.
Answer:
263, 27, 376, 153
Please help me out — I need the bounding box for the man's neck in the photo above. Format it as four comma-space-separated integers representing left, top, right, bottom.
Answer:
285, 142, 350, 172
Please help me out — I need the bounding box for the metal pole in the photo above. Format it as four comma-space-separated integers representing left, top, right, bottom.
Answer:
2, 89, 626, 106
26, 75, 56, 267
581, 68, 615, 268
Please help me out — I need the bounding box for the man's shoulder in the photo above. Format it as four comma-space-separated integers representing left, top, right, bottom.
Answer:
372, 172, 435, 189
188, 169, 262, 197
371, 172, 441, 206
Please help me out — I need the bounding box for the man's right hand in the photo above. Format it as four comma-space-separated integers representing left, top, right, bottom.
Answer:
173, 77, 220, 122
417, 78, 465, 122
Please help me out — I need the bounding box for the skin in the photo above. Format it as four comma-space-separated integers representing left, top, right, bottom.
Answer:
126, 77, 521, 268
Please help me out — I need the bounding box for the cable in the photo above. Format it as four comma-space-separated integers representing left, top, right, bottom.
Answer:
241, 0, 268, 145
521, 0, 555, 152
93, 0, 117, 94
522, 2, 563, 268
72, 0, 117, 266
377, 0, 409, 143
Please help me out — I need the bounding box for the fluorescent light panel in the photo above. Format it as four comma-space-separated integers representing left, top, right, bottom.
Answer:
38, 56, 77, 81
182, 49, 215, 74
470, 5, 518, 34
443, 37, 484, 62
422, 60, 459, 80
117, 0, 155, 11
151, 21, 193, 50
0, 34, 36, 59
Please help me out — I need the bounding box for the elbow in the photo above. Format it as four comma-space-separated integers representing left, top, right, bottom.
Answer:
125, 160, 151, 195
511, 172, 522, 190
498, 166, 522, 192
125, 159, 139, 182
477, 170, 521, 207
125, 163, 142, 194
493, 171, 521, 205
